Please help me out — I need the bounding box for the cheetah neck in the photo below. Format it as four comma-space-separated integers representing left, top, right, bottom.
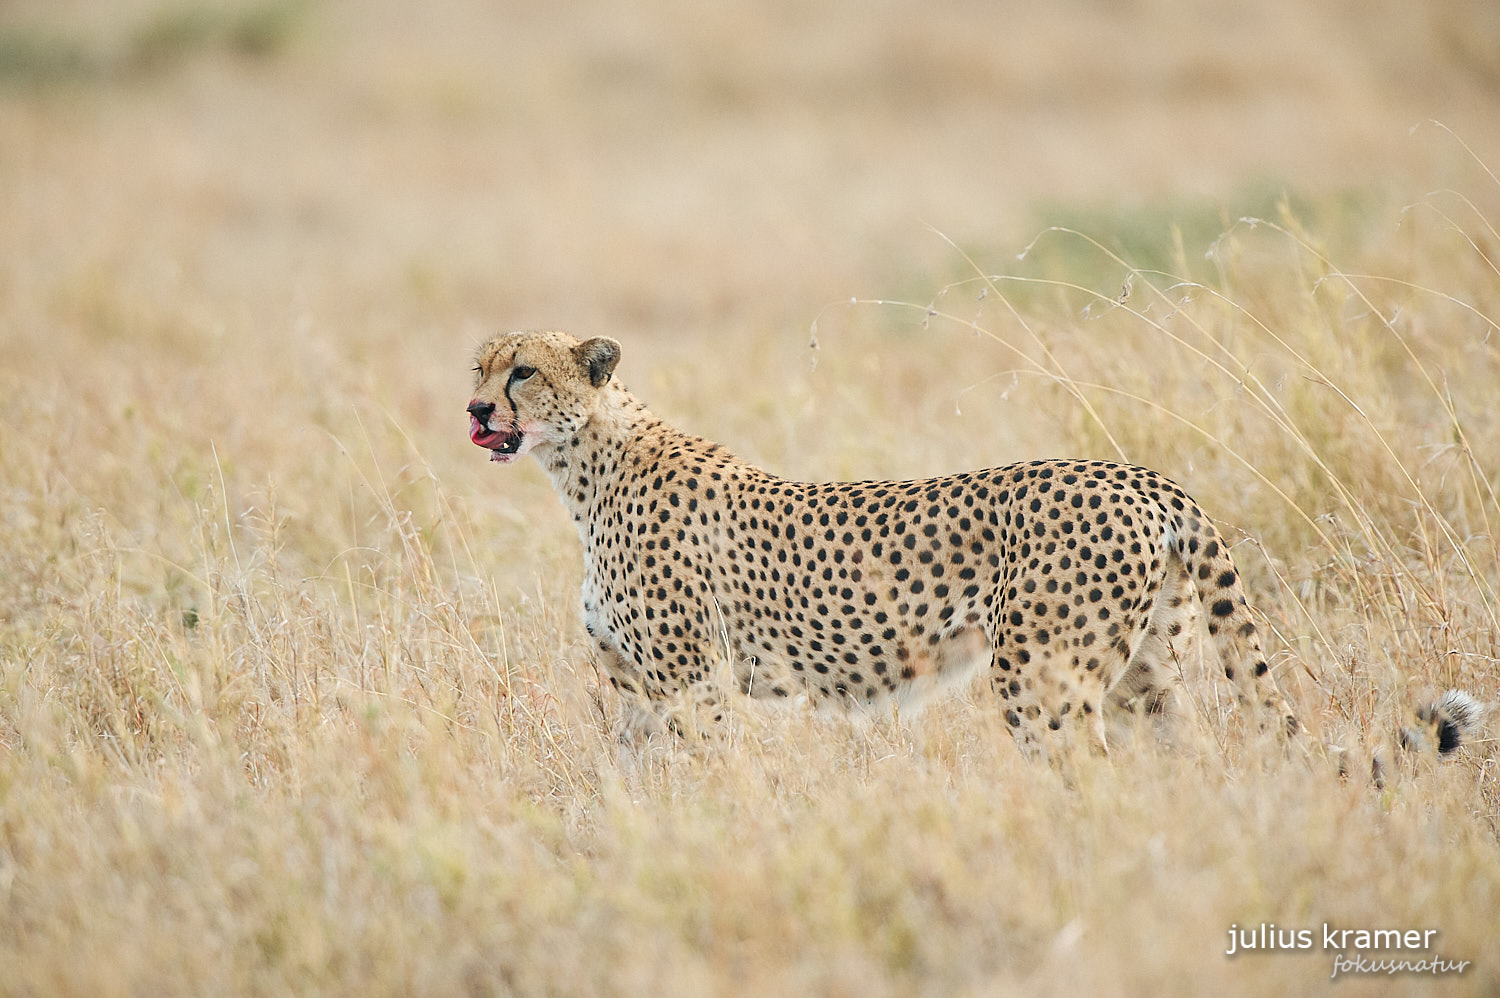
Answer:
533, 383, 671, 533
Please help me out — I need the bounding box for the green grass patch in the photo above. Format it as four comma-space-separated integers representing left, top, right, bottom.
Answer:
0, 1, 311, 89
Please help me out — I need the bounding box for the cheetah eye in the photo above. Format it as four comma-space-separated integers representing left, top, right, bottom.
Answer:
511, 365, 537, 383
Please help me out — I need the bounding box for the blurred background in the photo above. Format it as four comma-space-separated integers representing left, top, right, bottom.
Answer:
4, 0, 1497, 337
3, 0, 1500, 543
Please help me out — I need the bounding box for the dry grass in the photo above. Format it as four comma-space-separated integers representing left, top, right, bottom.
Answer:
3, 1, 1500, 994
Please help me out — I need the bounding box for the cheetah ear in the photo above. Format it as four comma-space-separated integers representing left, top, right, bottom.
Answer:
576, 336, 621, 387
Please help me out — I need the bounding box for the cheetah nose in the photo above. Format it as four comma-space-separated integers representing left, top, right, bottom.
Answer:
467, 400, 495, 423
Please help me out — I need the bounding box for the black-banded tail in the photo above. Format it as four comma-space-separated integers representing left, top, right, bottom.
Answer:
1357, 689, 1488, 787
1401, 688, 1485, 755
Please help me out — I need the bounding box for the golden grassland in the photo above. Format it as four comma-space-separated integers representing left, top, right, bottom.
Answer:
3, 1, 1500, 994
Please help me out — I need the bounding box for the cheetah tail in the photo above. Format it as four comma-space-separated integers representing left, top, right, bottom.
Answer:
1401, 688, 1486, 755
1172, 519, 1299, 735
1359, 690, 1487, 788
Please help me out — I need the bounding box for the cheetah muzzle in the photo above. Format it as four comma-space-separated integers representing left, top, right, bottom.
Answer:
467, 400, 526, 463
465, 330, 1476, 761
469, 413, 523, 461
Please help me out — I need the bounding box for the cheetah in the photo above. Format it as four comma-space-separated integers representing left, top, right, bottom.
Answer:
467, 330, 1304, 754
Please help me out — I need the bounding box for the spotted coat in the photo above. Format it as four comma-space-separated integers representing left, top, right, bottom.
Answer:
468, 331, 1298, 752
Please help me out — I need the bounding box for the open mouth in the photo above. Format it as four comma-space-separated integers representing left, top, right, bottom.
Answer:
470, 414, 524, 462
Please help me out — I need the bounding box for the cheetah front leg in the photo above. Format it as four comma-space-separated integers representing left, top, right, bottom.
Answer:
593, 650, 720, 744
587, 626, 737, 744
586, 633, 665, 744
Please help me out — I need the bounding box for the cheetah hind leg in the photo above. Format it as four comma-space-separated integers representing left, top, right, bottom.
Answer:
993, 649, 1111, 762
997, 680, 1109, 765
1107, 557, 1200, 746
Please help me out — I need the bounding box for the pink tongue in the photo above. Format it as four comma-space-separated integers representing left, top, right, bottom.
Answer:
469, 414, 507, 449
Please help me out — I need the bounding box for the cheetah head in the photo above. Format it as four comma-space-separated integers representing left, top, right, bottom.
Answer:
467, 331, 621, 464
